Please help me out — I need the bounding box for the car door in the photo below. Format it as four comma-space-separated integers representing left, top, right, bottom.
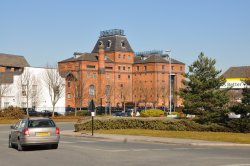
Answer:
11, 120, 22, 144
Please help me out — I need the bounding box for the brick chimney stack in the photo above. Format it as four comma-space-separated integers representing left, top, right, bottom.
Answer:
97, 42, 106, 106
98, 43, 105, 74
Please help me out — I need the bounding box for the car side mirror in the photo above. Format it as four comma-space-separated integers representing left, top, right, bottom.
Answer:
10, 125, 15, 129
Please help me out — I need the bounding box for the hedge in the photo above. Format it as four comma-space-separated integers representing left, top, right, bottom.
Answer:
0, 106, 24, 119
140, 109, 164, 117
65, 110, 89, 116
74, 118, 230, 132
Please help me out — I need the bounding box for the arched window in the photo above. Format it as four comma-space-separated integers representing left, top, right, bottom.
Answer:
121, 40, 125, 47
89, 85, 95, 96
107, 40, 112, 48
99, 41, 103, 46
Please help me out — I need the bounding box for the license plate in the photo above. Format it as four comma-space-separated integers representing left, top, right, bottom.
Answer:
36, 132, 50, 136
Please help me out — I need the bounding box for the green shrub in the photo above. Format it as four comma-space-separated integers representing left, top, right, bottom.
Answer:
140, 109, 164, 117
226, 119, 250, 133
0, 106, 24, 119
65, 110, 89, 116
74, 118, 230, 132
171, 112, 180, 117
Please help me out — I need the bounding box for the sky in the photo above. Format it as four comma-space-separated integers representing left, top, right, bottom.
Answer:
1, 0, 250, 72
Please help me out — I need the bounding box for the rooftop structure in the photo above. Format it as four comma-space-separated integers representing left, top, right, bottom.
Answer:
0, 53, 30, 68
100, 29, 125, 37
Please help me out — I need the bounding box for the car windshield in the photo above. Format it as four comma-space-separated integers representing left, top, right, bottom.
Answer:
28, 120, 56, 128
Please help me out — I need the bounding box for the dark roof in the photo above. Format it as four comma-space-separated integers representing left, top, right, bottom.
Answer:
0, 53, 30, 67
223, 66, 250, 78
92, 35, 134, 53
58, 53, 114, 63
59, 71, 77, 78
134, 54, 185, 64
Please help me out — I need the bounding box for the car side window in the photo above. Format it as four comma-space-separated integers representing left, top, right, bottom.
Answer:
14, 120, 21, 129
20, 121, 26, 129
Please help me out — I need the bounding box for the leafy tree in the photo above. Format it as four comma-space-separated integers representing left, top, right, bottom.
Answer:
229, 80, 250, 132
179, 52, 229, 120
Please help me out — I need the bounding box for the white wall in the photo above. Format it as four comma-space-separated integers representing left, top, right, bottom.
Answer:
1, 67, 65, 114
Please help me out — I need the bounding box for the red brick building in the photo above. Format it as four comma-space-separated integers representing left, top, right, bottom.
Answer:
58, 29, 185, 109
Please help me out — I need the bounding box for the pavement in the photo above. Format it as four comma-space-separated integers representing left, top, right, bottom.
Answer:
60, 130, 250, 147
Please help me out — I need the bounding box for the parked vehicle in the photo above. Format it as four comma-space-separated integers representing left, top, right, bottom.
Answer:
65, 106, 75, 112
22, 108, 41, 117
9, 118, 60, 151
40, 110, 60, 117
228, 112, 241, 119
112, 111, 133, 117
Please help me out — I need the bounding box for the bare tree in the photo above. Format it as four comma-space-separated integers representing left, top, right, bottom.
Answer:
105, 84, 113, 115
115, 82, 132, 112
73, 80, 85, 116
18, 68, 36, 116
43, 65, 64, 117
30, 81, 42, 110
0, 83, 10, 109
161, 84, 169, 112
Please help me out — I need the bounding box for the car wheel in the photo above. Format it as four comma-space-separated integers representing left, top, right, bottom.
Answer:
8, 136, 13, 148
51, 144, 58, 149
17, 139, 23, 151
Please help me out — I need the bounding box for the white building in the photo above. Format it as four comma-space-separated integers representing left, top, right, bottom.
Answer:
1, 67, 65, 114
221, 66, 250, 105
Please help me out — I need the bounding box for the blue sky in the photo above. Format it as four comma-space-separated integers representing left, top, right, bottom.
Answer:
1, 0, 249, 72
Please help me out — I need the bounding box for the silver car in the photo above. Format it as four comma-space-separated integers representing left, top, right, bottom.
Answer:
9, 118, 60, 151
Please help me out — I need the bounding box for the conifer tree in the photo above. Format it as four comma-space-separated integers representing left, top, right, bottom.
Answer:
229, 80, 250, 132
179, 52, 229, 118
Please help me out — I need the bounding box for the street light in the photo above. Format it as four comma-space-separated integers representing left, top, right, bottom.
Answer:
165, 50, 172, 114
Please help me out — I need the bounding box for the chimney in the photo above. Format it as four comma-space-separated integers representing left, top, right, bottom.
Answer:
98, 42, 105, 74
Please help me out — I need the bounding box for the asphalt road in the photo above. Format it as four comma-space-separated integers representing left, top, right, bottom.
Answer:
1, 123, 250, 166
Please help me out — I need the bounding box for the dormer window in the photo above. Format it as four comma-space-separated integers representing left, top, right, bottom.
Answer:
99, 41, 103, 46
107, 40, 112, 48
121, 40, 125, 47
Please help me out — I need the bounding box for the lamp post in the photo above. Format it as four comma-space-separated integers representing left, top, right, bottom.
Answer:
165, 50, 172, 114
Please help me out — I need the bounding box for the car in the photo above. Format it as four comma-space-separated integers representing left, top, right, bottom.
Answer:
22, 108, 41, 117
9, 117, 60, 151
228, 112, 241, 119
40, 110, 60, 117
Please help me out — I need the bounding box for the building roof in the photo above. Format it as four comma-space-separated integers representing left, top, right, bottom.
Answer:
134, 54, 185, 64
223, 66, 250, 78
58, 53, 114, 63
92, 35, 134, 53
0, 53, 30, 67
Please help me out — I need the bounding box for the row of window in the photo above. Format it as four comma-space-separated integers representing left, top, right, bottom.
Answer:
5, 66, 22, 72
136, 66, 183, 71
67, 84, 111, 99
133, 95, 167, 98
118, 66, 131, 71
118, 54, 131, 60
100, 40, 126, 48
87, 65, 132, 71
67, 64, 183, 72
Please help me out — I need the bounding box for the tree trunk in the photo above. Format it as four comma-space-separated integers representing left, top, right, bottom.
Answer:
0, 95, 2, 110
26, 95, 29, 116
75, 107, 77, 116
52, 104, 55, 117
123, 101, 126, 112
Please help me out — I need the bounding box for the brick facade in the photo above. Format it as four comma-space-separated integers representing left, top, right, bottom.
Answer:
58, 30, 185, 109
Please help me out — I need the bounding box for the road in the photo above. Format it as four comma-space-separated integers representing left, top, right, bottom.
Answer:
1, 122, 250, 166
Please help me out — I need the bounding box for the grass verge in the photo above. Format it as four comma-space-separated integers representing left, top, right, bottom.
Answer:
93, 129, 250, 144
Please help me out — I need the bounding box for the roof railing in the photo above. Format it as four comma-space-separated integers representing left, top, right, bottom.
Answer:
100, 29, 125, 37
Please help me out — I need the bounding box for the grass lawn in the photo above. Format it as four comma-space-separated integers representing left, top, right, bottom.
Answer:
94, 129, 250, 144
